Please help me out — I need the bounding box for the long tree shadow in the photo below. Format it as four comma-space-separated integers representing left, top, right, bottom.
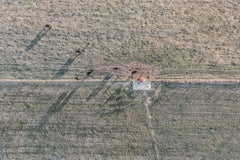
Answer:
25, 25, 52, 51
86, 72, 113, 100
36, 87, 79, 130
97, 82, 135, 117
102, 78, 134, 106
54, 43, 89, 79
103, 87, 122, 106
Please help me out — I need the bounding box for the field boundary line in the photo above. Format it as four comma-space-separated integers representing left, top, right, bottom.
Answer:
0, 78, 240, 83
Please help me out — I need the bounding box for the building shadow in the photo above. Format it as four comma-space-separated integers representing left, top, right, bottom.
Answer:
25, 25, 52, 51
53, 43, 89, 79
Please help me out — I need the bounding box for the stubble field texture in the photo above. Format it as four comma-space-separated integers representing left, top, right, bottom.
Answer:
0, 0, 240, 159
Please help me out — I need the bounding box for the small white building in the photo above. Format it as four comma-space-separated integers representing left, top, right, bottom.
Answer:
132, 81, 151, 91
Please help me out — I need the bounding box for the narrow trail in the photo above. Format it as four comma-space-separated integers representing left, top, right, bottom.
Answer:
143, 92, 159, 160
0, 78, 239, 83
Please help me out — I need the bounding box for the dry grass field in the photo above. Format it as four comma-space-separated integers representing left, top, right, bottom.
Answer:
0, 0, 240, 159
0, 0, 240, 79
1, 81, 240, 159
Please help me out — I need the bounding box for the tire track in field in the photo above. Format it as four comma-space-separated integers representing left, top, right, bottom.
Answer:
143, 91, 159, 160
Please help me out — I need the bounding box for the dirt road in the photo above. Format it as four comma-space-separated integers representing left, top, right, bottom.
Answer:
0, 78, 239, 83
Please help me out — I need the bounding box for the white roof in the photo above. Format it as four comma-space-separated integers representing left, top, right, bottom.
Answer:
133, 81, 151, 90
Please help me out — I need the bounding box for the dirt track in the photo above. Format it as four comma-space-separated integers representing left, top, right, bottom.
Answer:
0, 78, 240, 83
1, 0, 240, 159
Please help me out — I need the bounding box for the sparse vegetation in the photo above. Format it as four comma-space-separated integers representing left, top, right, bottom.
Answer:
1, 0, 240, 159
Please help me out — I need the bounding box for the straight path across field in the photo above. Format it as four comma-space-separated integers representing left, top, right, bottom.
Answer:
0, 78, 240, 83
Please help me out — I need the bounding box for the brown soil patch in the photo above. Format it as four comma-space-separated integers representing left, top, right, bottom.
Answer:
98, 61, 159, 81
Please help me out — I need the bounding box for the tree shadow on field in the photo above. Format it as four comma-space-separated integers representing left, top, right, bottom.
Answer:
103, 87, 123, 106
35, 87, 79, 130
25, 25, 52, 51
97, 82, 135, 117
54, 43, 89, 79
102, 79, 134, 106
86, 73, 113, 101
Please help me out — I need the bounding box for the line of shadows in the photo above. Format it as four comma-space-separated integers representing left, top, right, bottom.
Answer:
103, 87, 122, 106
36, 87, 79, 130
102, 77, 134, 106
34, 75, 90, 133
97, 82, 135, 118
25, 25, 52, 51
86, 72, 113, 101
54, 43, 89, 79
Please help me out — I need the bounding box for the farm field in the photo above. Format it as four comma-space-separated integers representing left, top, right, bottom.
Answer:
0, 81, 240, 159
0, 0, 240, 80
1, 0, 240, 159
